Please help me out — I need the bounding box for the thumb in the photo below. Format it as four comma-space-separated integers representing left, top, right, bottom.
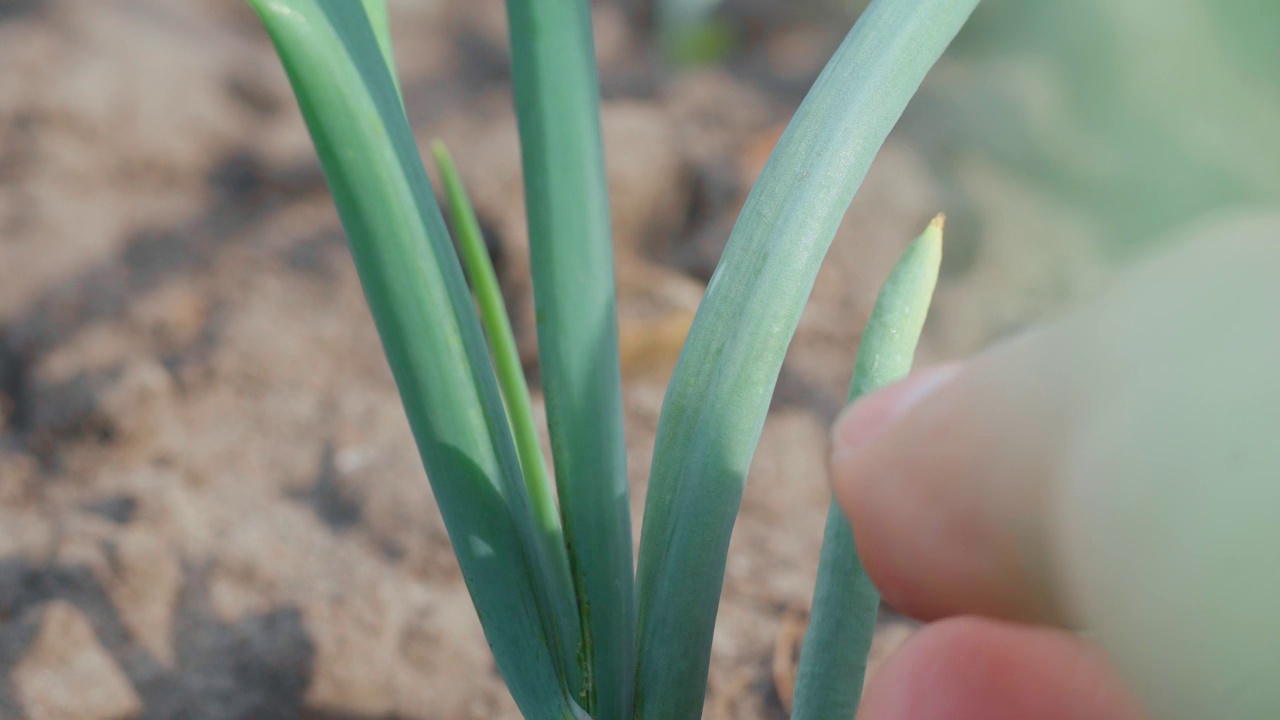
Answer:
831, 211, 1280, 720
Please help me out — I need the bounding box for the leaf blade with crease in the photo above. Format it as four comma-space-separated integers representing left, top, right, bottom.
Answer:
505, 0, 635, 716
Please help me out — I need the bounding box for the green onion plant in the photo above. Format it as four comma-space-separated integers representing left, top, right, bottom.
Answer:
247, 0, 977, 718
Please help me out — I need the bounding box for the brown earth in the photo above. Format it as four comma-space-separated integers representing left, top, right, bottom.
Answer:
0, 1, 1103, 718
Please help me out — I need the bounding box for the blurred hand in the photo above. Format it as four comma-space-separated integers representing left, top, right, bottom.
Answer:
830, 210, 1280, 720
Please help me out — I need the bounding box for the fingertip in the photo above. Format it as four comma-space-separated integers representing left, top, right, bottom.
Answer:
858, 618, 1146, 720
831, 365, 962, 464
828, 365, 967, 619
829, 365, 963, 566
829, 332, 1077, 625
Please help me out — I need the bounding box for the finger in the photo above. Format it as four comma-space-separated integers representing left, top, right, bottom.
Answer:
835, 220, 1280, 720
831, 328, 1083, 625
857, 617, 1147, 720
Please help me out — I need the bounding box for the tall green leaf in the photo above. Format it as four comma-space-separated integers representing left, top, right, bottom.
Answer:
634, 2, 978, 717
792, 217, 944, 720
504, 1, 635, 717
247, 2, 582, 717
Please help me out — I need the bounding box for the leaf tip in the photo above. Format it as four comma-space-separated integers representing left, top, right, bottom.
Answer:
929, 212, 946, 235
431, 139, 451, 167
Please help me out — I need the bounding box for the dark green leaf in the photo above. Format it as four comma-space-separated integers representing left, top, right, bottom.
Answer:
505, 1, 635, 716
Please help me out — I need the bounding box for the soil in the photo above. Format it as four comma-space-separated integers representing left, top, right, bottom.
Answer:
0, 1, 1105, 719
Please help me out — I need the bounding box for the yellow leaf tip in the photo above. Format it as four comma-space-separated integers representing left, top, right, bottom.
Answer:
929, 213, 946, 234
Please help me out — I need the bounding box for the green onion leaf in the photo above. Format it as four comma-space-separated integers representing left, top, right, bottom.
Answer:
792, 216, 944, 720
634, 2, 978, 718
505, 1, 635, 716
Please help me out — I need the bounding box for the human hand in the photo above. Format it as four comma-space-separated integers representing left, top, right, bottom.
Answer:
830, 210, 1280, 720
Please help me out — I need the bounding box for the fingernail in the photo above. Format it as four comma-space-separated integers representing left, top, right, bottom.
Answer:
832, 364, 961, 461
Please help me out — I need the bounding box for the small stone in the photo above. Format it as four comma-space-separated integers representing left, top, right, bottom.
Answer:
601, 100, 689, 257
95, 358, 175, 441
84, 494, 138, 525
13, 601, 143, 720
0, 505, 55, 560
130, 282, 209, 348
105, 528, 182, 666
0, 451, 39, 505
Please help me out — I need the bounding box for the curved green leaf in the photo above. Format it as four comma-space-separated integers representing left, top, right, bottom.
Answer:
634, 2, 978, 718
247, 2, 582, 717
792, 217, 944, 720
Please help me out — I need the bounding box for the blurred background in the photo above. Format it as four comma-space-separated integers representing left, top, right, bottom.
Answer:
0, 0, 1275, 718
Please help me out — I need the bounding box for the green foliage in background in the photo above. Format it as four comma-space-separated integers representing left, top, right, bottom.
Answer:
656, 0, 736, 66
909, 0, 1280, 259
247, 0, 974, 717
